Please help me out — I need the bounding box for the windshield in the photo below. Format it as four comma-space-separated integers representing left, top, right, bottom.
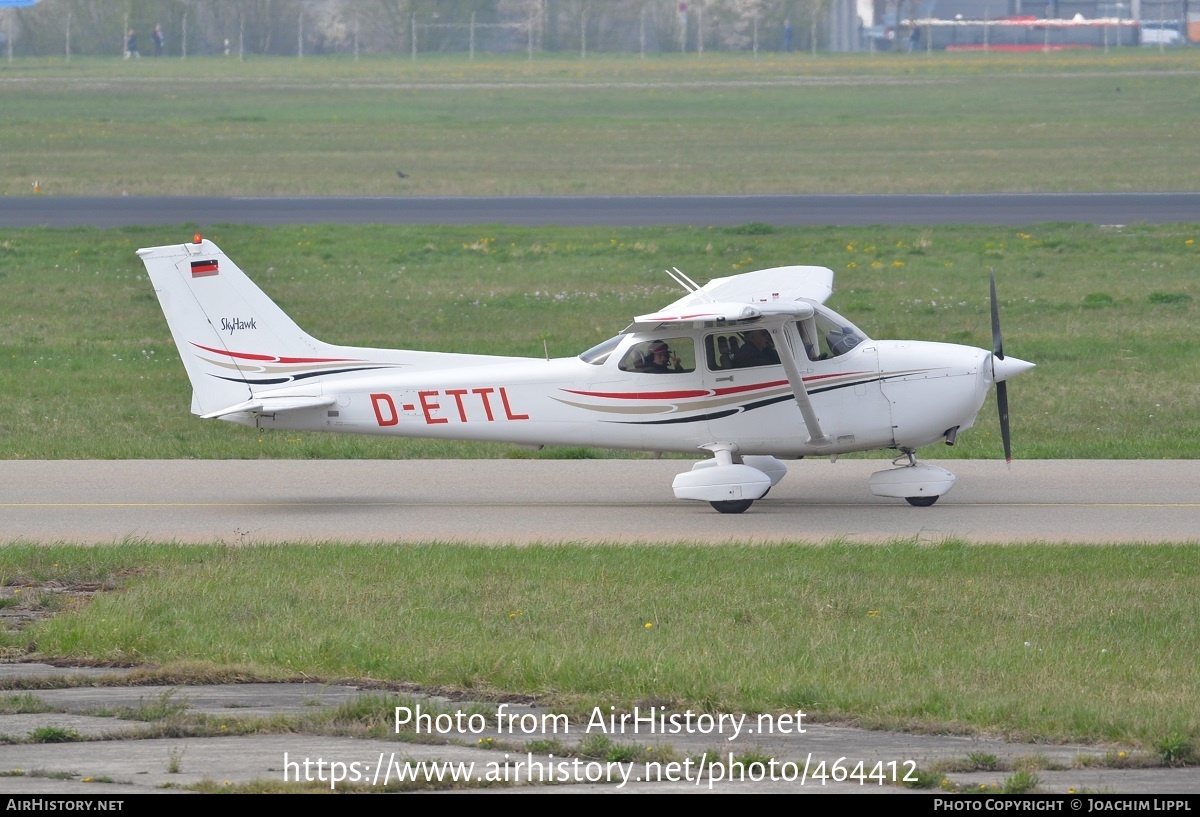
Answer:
579, 335, 622, 365
797, 305, 869, 361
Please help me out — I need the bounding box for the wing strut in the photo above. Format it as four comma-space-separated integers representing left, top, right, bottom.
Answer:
769, 322, 832, 447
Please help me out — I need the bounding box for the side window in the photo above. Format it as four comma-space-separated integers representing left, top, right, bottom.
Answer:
705, 329, 781, 370
618, 337, 696, 374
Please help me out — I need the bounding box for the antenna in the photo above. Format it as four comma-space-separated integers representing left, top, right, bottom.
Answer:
666, 266, 701, 292
665, 267, 714, 302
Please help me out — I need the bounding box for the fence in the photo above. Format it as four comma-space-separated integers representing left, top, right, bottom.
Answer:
4, 0, 1195, 61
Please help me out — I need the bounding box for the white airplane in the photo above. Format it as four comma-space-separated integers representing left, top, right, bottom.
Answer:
138, 236, 1034, 514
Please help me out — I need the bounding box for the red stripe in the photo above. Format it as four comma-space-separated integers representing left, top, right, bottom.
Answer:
643, 313, 720, 322
711, 380, 789, 396
190, 342, 358, 364
803, 370, 870, 382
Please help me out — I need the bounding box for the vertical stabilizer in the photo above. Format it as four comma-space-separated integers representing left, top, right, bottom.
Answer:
137, 238, 344, 416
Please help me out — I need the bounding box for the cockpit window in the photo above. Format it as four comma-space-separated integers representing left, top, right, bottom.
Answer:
579, 335, 622, 365
618, 337, 696, 374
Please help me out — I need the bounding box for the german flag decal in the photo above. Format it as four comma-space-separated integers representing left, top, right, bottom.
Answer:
190, 259, 219, 277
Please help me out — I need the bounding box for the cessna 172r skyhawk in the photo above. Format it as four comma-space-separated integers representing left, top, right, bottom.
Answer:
139, 236, 1034, 514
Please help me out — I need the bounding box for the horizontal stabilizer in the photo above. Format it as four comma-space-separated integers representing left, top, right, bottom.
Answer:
200, 395, 336, 420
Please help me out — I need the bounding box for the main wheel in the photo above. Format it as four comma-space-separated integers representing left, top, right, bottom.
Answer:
905, 495, 939, 507
710, 499, 754, 514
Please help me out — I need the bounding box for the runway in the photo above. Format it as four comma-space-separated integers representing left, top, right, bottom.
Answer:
5, 193, 1200, 228
3, 459, 1197, 545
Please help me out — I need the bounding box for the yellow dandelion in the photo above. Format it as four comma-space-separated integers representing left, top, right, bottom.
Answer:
645, 622, 653, 628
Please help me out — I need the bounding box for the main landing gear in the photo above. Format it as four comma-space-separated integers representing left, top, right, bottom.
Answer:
710, 499, 755, 514
672, 444, 787, 515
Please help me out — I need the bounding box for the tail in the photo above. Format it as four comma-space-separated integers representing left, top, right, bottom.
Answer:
138, 237, 385, 418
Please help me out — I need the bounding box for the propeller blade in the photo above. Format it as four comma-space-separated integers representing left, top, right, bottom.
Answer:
989, 267, 1004, 361
996, 380, 1012, 464
991, 269, 1013, 464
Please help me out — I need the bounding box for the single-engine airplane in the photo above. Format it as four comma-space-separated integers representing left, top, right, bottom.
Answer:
138, 236, 1034, 514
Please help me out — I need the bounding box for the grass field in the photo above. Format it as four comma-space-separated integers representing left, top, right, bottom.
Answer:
2, 52, 1198, 755
3, 51, 1200, 196
2, 541, 1199, 748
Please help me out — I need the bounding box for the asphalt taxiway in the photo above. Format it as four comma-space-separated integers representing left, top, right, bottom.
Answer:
2, 459, 1198, 545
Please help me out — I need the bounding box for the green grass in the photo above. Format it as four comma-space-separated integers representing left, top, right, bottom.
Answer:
0, 693, 55, 715
3, 52, 1200, 196
2, 541, 1198, 747
2, 222, 1197, 459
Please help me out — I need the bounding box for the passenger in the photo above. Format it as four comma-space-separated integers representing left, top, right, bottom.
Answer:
717, 336, 733, 368
730, 329, 780, 368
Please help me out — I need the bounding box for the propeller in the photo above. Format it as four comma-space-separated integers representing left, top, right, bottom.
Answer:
989, 269, 1012, 464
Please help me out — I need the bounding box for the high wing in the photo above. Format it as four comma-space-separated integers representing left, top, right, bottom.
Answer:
654, 265, 834, 314
629, 299, 814, 332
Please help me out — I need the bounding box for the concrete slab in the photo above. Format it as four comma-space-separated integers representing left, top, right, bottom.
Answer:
1, 663, 1195, 795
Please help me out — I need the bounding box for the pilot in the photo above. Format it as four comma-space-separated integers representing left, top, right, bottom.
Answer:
731, 329, 780, 368
642, 340, 685, 373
